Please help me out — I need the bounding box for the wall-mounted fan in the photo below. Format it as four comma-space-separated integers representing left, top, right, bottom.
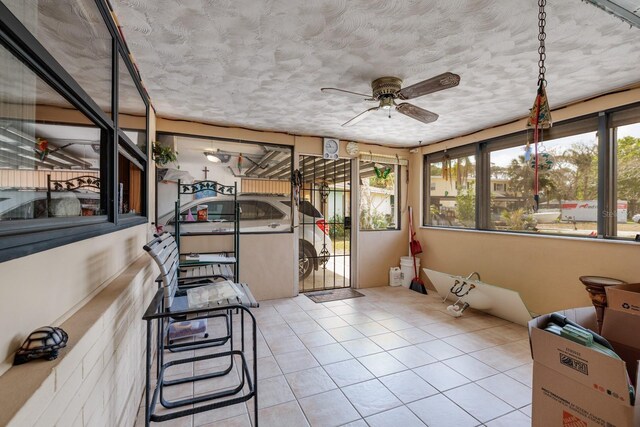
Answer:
321, 73, 460, 127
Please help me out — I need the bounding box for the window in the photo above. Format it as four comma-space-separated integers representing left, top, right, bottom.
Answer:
175, 201, 233, 222
0, 43, 105, 225
282, 200, 323, 219
489, 128, 599, 236
0, 1, 149, 262
420, 108, 640, 240
5, 0, 113, 114
118, 147, 143, 215
118, 53, 147, 152
239, 201, 286, 221
612, 106, 640, 239
156, 133, 293, 234
425, 149, 476, 228
359, 162, 400, 230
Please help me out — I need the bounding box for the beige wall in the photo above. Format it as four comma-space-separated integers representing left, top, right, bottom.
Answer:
409, 88, 640, 315
0, 224, 152, 374
358, 229, 408, 287
179, 233, 297, 300
418, 228, 640, 315
0, 254, 157, 427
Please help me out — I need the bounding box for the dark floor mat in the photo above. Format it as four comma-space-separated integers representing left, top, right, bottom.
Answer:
305, 288, 364, 303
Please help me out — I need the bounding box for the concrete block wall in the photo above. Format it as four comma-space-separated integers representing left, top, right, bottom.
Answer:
0, 255, 157, 427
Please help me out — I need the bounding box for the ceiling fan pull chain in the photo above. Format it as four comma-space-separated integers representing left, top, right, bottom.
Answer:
538, 0, 547, 88
525, 0, 552, 212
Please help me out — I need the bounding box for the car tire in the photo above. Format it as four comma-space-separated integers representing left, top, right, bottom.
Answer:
299, 242, 315, 281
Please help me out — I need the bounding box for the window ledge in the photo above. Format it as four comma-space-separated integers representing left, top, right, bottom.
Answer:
0, 217, 148, 263
419, 225, 640, 246
0, 254, 156, 426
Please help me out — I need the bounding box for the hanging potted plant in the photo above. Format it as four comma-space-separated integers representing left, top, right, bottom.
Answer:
152, 142, 179, 168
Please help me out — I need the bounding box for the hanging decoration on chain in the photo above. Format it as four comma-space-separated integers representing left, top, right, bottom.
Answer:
526, 0, 553, 212
319, 182, 330, 202
237, 153, 243, 174
442, 149, 452, 182
291, 169, 302, 207
529, 145, 555, 171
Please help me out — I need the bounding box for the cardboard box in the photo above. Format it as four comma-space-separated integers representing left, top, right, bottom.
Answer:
602, 308, 640, 383
606, 284, 640, 316
529, 307, 640, 427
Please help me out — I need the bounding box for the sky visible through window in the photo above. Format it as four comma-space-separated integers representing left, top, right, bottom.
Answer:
490, 131, 598, 168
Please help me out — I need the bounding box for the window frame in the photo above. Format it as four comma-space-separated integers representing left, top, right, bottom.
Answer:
156, 131, 295, 235
608, 104, 640, 240
0, 0, 150, 263
423, 145, 478, 229
359, 162, 402, 232
422, 104, 640, 242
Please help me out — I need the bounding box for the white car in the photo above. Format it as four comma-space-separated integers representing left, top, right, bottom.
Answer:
157, 195, 332, 280
0, 190, 101, 220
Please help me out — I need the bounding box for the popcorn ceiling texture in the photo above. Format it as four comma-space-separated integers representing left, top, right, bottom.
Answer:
112, 0, 640, 146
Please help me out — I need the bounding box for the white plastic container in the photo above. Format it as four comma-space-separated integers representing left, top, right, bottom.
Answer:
400, 256, 420, 288
389, 267, 402, 286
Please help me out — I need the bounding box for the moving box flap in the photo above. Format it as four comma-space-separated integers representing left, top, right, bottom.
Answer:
605, 283, 640, 315
530, 325, 632, 405
602, 308, 640, 350
602, 308, 640, 385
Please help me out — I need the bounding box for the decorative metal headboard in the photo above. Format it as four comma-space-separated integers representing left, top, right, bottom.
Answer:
178, 180, 235, 196
47, 175, 100, 192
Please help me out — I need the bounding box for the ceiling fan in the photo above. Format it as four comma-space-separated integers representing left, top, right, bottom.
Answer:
321, 72, 460, 127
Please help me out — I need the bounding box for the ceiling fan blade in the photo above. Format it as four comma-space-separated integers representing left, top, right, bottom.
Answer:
396, 103, 439, 124
396, 72, 460, 100
321, 87, 374, 101
342, 107, 380, 127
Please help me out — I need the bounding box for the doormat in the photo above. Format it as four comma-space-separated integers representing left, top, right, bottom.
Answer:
305, 288, 364, 303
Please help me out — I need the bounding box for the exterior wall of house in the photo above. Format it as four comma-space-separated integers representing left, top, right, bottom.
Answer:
409, 87, 640, 315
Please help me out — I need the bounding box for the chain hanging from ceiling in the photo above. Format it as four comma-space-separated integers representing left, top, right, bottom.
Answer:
526, 0, 553, 212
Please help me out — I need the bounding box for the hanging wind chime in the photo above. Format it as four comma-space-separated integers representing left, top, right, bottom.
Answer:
526, 0, 553, 212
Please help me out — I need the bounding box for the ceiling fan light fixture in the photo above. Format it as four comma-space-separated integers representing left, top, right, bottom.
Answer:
204, 151, 221, 163
380, 96, 395, 110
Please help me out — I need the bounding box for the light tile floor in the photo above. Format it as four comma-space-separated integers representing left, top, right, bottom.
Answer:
136, 286, 533, 427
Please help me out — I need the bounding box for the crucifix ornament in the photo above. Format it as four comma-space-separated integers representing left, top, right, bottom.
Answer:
202, 166, 210, 179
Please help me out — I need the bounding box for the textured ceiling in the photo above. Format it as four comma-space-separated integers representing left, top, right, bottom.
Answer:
111, 0, 640, 147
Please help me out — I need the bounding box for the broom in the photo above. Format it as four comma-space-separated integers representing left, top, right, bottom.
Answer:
408, 207, 427, 294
